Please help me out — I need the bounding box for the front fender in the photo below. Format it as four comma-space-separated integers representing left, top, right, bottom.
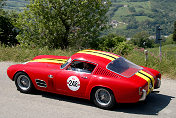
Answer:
7, 64, 27, 81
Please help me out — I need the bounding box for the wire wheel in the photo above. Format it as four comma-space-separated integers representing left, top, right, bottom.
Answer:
95, 88, 111, 106
17, 75, 31, 91
93, 88, 115, 109
15, 72, 34, 93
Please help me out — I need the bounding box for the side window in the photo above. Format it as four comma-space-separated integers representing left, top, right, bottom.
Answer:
67, 61, 96, 73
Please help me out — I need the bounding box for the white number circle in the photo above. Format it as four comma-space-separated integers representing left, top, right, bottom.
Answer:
67, 76, 80, 91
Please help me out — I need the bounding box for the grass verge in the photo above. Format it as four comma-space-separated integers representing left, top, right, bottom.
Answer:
0, 44, 175, 79
125, 44, 176, 79
0, 45, 76, 62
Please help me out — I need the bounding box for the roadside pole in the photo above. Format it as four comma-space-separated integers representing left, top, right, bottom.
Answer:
159, 39, 162, 61
156, 26, 162, 62
144, 50, 148, 66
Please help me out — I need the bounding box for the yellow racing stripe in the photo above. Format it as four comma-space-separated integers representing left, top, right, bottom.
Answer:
29, 58, 67, 64
135, 70, 151, 94
141, 70, 155, 88
77, 51, 115, 61
83, 49, 119, 59
77, 50, 119, 61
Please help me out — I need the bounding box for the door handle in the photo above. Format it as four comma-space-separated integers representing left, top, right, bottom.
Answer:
48, 75, 53, 78
81, 76, 88, 79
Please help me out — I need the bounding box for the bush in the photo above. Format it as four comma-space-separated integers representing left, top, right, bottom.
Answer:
113, 41, 133, 55
93, 33, 133, 55
164, 34, 176, 45
130, 31, 154, 48
98, 34, 125, 51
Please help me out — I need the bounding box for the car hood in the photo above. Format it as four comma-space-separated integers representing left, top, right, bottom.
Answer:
23, 55, 69, 69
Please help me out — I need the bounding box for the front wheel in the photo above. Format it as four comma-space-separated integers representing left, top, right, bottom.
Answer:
14, 72, 34, 93
93, 88, 116, 109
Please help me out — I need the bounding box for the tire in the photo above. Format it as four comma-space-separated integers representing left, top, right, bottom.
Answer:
14, 72, 34, 93
93, 88, 116, 109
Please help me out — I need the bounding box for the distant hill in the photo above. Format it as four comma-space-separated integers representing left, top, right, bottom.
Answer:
3, 0, 28, 11
3, 0, 176, 37
108, 0, 176, 37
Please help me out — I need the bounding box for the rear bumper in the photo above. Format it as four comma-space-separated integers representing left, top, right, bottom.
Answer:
139, 78, 161, 101
155, 78, 161, 89
139, 89, 147, 101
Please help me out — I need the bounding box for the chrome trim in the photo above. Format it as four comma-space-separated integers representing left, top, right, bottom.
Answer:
155, 78, 161, 89
81, 76, 88, 79
35, 79, 47, 88
139, 89, 147, 101
149, 82, 153, 89
48, 75, 53, 78
22, 62, 29, 64
60, 58, 71, 69
139, 87, 142, 95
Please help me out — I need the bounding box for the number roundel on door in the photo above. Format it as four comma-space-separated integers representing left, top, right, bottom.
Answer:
67, 76, 80, 91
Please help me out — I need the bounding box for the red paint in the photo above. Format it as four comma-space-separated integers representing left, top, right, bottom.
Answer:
7, 50, 161, 103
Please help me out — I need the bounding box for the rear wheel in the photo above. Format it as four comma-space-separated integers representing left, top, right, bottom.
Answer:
93, 88, 116, 109
14, 72, 34, 93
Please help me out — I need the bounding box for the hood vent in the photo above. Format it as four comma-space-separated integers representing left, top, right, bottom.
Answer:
35, 79, 47, 88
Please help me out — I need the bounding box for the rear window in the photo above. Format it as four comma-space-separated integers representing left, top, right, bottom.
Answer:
107, 57, 143, 78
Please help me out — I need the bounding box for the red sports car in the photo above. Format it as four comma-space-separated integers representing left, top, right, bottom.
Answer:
7, 49, 161, 109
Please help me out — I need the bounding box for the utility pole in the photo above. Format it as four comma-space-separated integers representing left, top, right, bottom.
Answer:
156, 26, 162, 61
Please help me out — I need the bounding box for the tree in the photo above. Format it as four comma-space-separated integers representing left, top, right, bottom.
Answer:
130, 31, 154, 48
0, 0, 19, 46
128, 7, 136, 13
0, 0, 5, 21
173, 21, 176, 41
0, 15, 19, 46
0, 0, 4, 9
15, 0, 110, 49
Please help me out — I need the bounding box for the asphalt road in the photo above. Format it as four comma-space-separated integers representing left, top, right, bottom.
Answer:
0, 62, 176, 118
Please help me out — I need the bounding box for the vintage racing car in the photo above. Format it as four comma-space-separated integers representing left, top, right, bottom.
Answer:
7, 49, 161, 109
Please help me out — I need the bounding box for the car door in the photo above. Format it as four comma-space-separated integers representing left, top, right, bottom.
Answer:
54, 60, 96, 97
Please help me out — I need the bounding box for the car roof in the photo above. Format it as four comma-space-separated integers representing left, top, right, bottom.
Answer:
71, 49, 121, 67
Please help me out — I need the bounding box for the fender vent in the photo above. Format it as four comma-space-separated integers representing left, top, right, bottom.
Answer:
35, 79, 47, 88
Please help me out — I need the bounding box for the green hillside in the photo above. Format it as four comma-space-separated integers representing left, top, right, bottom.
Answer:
3, 0, 28, 11
3, 0, 176, 37
108, 0, 176, 37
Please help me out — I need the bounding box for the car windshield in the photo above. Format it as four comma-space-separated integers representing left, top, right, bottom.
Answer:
61, 58, 71, 69
107, 57, 143, 78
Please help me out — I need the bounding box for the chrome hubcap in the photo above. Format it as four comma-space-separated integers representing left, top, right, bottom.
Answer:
17, 75, 30, 91
95, 88, 111, 106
